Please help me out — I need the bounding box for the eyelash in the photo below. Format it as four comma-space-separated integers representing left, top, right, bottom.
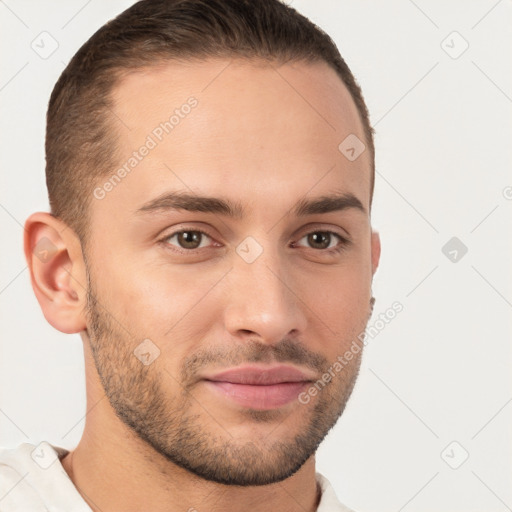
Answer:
159, 228, 350, 255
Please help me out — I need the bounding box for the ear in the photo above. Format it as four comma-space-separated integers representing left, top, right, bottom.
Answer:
370, 230, 381, 276
24, 212, 88, 334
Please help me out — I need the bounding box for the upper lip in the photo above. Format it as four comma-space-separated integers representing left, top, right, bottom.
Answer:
203, 365, 315, 385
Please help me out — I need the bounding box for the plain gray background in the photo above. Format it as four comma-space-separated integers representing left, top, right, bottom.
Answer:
1, 1, 511, 511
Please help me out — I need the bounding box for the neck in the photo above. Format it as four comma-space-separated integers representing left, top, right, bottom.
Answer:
60, 431, 320, 512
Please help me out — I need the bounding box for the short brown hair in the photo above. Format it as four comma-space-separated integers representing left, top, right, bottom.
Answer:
46, 0, 375, 245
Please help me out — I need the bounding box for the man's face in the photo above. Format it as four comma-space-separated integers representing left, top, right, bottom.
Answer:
84, 58, 378, 485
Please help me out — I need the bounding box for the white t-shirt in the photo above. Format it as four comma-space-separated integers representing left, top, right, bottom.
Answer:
0, 442, 356, 511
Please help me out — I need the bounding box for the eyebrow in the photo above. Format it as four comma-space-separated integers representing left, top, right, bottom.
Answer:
135, 190, 366, 218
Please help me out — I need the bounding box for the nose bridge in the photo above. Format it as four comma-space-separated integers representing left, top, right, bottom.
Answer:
223, 235, 306, 342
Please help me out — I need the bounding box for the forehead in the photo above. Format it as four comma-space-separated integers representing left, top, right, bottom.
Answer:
97, 58, 370, 222
112, 57, 365, 147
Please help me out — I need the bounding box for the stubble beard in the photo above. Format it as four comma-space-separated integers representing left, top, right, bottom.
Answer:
84, 269, 365, 486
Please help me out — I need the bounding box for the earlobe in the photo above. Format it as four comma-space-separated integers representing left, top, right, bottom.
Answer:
24, 212, 88, 334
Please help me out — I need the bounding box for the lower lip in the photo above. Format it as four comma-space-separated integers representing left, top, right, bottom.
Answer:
204, 381, 309, 410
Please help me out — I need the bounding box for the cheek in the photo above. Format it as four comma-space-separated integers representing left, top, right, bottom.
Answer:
98, 258, 226, 344
298, 261, 372, 355
302, 253, 372, 310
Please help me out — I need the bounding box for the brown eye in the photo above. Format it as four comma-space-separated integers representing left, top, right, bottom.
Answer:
307, 232, 332, 249
164, 230, 212, 250
293, 230, 351, 255
297, 231, 342, 251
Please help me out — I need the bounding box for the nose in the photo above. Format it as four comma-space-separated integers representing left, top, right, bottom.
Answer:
222, 246, 308, 345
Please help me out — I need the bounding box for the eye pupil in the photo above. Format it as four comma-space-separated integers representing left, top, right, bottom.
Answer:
308, 232, 331, 249
178, 231, 202, 249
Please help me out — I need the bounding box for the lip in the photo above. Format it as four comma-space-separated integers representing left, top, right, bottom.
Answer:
202, 365, 314, 410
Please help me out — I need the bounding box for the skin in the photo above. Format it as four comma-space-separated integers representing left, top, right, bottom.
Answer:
25, 58, 380, 512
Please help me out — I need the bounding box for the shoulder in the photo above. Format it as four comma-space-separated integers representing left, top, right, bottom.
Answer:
0, 442, 49, 510
0, 441, 68, 473
316, 472, 358, 512
0, 441, 90, 511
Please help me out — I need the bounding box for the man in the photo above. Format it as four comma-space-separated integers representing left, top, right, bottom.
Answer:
0, 0, 380, 510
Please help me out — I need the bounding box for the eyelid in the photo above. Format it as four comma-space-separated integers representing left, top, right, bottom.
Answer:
158, 226, 218, 251
297, 222, 351, 240
292, 230, 351, 254
295, 230, 346, 245
158, 224, 351, 253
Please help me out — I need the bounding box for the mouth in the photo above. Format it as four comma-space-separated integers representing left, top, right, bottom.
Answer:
202, 365, 315, 410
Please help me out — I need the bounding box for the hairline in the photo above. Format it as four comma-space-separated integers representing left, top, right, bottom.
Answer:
77, 55, 373, 251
